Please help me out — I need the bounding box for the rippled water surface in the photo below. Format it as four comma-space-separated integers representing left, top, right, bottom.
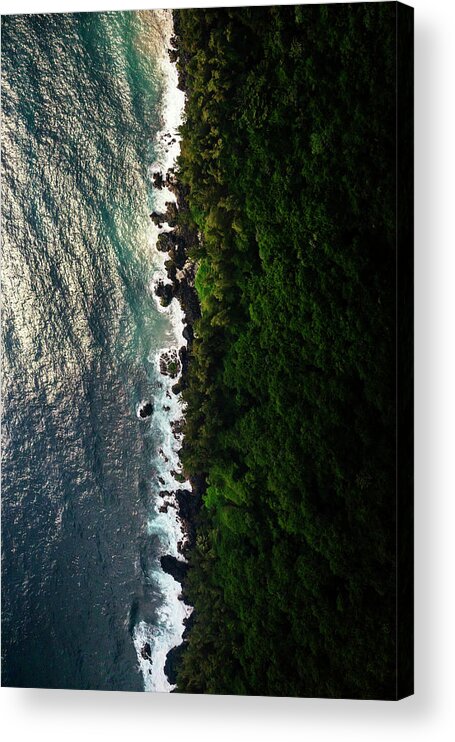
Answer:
1, 10, 187, 691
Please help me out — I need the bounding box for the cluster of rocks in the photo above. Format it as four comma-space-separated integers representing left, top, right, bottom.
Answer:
159, 347, 181, 379
152, 167, 177, 190
157, 232, 186, 270
160, 480, 203, 685
155, 279, 174, 308
150, 187, 200, 399
150, 201, 178, 228
159, 501, 176, 514
170, 420, 185, 439
145, 115, 206, 684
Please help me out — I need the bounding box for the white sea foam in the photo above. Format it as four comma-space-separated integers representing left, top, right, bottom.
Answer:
148, 9, 184, 215
132, 9, 192, 693
133, 563, 191, 692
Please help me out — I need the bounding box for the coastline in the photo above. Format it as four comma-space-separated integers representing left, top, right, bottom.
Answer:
149, 20, 203, 690
131, 9, 201, 692
152, 151, 204, 688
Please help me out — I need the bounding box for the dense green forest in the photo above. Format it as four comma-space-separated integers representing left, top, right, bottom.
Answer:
172, 3, 398, 698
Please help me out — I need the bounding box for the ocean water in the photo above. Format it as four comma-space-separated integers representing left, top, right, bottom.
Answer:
1, 9, 189, 691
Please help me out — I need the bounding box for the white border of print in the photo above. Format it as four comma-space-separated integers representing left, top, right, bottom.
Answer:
1, 1, 455, 742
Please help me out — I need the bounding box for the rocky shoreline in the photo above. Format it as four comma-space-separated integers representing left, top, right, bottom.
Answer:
149, 45, 204, 683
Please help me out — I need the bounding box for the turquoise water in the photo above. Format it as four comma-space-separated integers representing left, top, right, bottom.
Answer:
1, 10, 187, 691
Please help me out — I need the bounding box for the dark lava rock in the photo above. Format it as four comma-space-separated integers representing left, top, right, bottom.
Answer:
150, 211, 167, 227
178, 346, 189, 383
175, 488, 202, 552
165, 260, 177, 284
152, 171, 164, 189
155, 280, 174, 307
141, 643, 152, 662
164, 642, 185, 685
175, 489, 197, 522
164, 612, 196, 686
170, 243, 186, 270
174, 264, 201, 326
164, 201, 178, 227
156, 229, 186, 269
165, 171, 177, 188
160, 555, 189, 584
157, 231, 178, 253
171, 379, 183, 396
137, 400, 153, 419
170, 419, 184, 436
159, 348, 181, 379
160, 502, 176, 513
182, 324, 193, 344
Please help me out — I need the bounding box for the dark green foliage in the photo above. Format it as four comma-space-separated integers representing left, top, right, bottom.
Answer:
174, 3, 397, 698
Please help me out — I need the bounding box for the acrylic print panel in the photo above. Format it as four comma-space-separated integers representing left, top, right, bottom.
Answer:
1, 2, 414, 699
